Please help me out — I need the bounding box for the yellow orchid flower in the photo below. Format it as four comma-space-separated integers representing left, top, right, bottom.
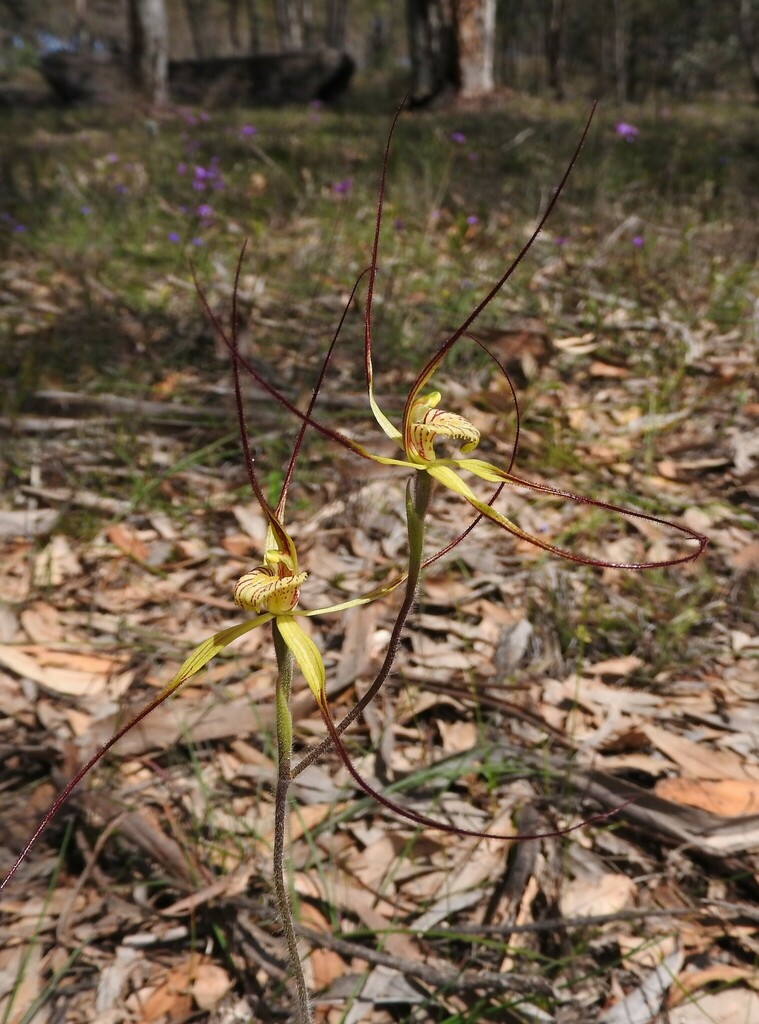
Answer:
348, 104, 709, 570
0, 256, 394, 896
222, 107, 707, 573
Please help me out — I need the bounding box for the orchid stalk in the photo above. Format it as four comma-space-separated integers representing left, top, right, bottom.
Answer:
0, 254, 403, 1024
1, 104, 713, 1022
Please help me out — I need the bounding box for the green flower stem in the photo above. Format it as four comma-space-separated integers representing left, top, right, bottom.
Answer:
293, 470, 432, 778
272, 622, 313, 1024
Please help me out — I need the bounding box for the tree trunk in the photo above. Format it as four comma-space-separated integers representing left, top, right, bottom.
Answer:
545, 0, 565, 100
127, 0, 168, 104
300, 0, 315, 48
246, 0, 262, 52
183, 0, 209, 58
273, 0, 303, 49
612, 0, 628, 103
226, 0, 243, 52
406, 0, 497, 104
406, 0, 457, 103
455, 0, 496, 97
73, 0, 91, 49
738, 0, 759, 99
326, 0, 349, 48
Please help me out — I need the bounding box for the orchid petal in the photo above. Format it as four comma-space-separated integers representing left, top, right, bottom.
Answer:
316, 688, 626, 842
298, 576, 407, 617
0, 612, 272, 893
401, 104, 597, 435
276, 615, 326, 702
162, 614, 274, 696
365, 102, 405, 444
429, 462, 706, 569
341, 439, 418, 470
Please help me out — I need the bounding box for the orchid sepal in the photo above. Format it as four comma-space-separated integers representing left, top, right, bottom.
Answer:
276, 615, 326, 702
369, 388, 403, 444
162, 614, 273, 695
427, 461, 706, 570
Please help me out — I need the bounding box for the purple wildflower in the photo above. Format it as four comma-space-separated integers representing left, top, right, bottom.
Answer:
615, 122, 640, 141
632, 235, 644, 247
80, 206, 92, 216
13, 223, 27, 233
332, 178, 352, 195
191, 237, 204, 246
197, 203, 213, 218
450, 131, 466, 145
466, 214, 479, 226
168, 231, 181, 243
177, 162, 187, 175
239, 124, 257, 137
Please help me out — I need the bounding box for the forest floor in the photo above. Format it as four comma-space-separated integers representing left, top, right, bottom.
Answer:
0, 87, 758, 1024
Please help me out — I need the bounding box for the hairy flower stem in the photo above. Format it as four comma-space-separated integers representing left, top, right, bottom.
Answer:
293, 471, 432, 778
272, 623, 313, 1024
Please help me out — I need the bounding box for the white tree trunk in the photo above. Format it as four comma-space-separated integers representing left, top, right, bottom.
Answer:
455, 0, 496, 97
128, 0, 168, 104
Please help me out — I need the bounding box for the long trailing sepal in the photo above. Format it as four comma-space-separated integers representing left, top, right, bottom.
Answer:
0, 614, 270, 893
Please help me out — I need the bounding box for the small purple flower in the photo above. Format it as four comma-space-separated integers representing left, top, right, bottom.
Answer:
332, 178, 352, 195
466, 214, 479, 226
615, 122, 640, 141
191, 237, 204, 246
450, 131, 466, 145
114, 184, 127, 194
191, 159, 224, 192
168, 231, 181, 243
554, 236, 566, 247
239, 124, 257, 137
393, 217, 405, 231
80, 206, 92, 216
105, 152, 119, 163
177, 162, 187, 175
632, 235, 644, 247
13, 223, 27, 233
197, 203, 213, 218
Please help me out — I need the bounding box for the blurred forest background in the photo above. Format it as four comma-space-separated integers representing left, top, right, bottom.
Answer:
1, 0, 759, 107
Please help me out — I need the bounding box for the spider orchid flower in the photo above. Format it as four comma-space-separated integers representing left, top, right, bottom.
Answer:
224, 105, 708, 572
350, 103, 709, 571
0, 261, 390, 895
189, 109, 708, 845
